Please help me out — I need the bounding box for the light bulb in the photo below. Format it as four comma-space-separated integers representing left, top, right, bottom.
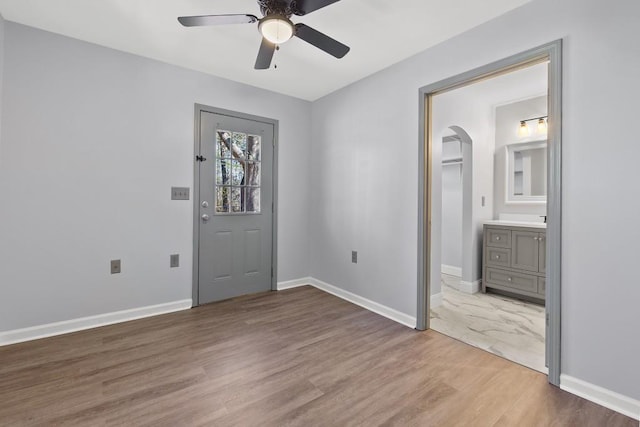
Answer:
259, 16, 294, 44
518, 121, 530, 137
537, 118, 548, 134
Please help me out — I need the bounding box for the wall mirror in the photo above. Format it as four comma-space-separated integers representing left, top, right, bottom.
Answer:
506, 140, 547, 203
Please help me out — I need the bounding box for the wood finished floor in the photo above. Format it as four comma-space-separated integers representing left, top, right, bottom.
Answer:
0, 286, 635, 426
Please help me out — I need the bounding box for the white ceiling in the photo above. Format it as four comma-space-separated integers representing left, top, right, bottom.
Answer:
0, 0, 532, 101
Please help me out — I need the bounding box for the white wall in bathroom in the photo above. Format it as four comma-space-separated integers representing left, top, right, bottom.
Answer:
494, 96, 548, 218
441, 139, 463, 273
432, 95, 491, 287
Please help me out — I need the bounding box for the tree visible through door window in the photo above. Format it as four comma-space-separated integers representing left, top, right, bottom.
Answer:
215, 130, 261, 214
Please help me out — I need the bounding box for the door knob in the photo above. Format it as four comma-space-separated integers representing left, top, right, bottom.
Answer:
201, 214, 210, 222
201, 201, 209, 208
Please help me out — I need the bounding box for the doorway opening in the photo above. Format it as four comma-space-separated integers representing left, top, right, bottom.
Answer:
417, 41, 562, 385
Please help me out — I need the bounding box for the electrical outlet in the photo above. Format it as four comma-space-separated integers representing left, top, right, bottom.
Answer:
352, 251, 358, 264
170, 254, 179, 268
110, 259, 121, 274
171, 187, 190, 200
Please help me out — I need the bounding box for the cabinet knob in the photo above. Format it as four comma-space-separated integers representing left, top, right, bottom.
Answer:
533, 236, 538, 241
507, 277, 512, 282
495, 236, 501, 241
495, 255, 500, 259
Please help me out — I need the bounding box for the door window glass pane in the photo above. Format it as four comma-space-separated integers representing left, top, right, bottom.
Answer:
215, 131, 261, 214
246, 188, 260, 213
216, 130, 232, 158
216, 186, 230, 213
246, 162, 260, 186
247, 135, 261, 161
233, 132, 247, 157
231, 187, 244, 213
216, 159, 231, 185
231, 160, 245, 186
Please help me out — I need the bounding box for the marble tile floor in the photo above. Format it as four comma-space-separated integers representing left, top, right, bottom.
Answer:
430, 274, 547, 373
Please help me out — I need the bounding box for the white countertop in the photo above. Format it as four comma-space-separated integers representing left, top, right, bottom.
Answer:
484, 220, 547, 229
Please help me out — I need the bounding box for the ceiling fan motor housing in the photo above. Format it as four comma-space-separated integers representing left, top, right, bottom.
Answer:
259, 0, 294, 17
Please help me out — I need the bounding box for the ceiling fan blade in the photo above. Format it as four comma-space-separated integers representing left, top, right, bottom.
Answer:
294, 24, 350, 58
255, 38, 276, 70
292, 0, 341, 16
178, 14, 258, 27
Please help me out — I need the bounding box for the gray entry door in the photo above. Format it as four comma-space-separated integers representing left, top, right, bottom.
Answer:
197, 110, 274, 304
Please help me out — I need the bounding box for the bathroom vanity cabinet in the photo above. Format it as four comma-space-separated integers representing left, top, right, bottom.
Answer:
482, 222, 546, 302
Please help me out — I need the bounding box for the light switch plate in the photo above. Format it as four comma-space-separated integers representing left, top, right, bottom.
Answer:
111, 259, 121, 274
171, 187, 190, 200
170, 254, 179, 268
352, 251, 358, 264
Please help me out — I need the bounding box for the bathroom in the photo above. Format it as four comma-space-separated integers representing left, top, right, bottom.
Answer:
429, 62, 549, 372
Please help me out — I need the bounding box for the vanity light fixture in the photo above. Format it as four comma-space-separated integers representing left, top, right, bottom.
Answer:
518, 115, 548, 137
537, 117, 548, 134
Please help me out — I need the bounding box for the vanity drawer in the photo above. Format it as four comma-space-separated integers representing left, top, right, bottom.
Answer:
485, 268, 538, 294
486, 247, 511, 268
538, 277, 546, 295
486, 228, 511, 248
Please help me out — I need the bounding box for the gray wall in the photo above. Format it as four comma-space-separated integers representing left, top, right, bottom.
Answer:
494, 96, 547, 216
0, 22, 312, 331
310, 0, 640, 400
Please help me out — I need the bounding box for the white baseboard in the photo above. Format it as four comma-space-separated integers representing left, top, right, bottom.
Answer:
307, 278, 416, 329
277, 277, 313, 290
560, 374, 640, 420
459, 279, 481, 294
431, 292, 443, 308
441, 264, 462, 277
0, 299, 193, 347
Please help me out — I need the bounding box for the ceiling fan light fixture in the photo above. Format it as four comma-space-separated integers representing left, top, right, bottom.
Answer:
259, 15, 294, 44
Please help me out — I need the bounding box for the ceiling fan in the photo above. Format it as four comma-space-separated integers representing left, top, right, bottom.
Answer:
178, 0, 350, 70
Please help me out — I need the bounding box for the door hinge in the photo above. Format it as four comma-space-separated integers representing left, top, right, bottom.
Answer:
546, 312, 550, 326
195, 155, 207, 162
